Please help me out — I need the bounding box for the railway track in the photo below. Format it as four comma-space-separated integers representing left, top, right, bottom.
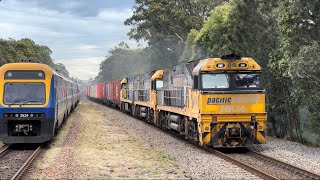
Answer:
229, 149, 320, 180
0, 144, 42, 180
114, 107, 277, 179
93, 100, 320, 179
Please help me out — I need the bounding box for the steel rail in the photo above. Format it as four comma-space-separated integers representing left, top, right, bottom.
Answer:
91, 99, 319, 180
0, 145, 10, 158
249, 150, 320, 180
102, 102, 278, 180
199, 146, 278, 180
11, 145, 42, 180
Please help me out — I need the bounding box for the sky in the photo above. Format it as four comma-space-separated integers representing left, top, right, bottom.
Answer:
0, 0, 138, 80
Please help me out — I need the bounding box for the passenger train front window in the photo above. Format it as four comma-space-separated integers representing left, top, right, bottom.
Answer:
4, 83, 45, 105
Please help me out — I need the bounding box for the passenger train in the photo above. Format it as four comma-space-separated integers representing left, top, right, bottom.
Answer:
0, 63, 80, 144
87, 54, 267, 147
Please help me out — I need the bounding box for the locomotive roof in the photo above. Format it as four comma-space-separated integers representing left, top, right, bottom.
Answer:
192, 57, 261, 74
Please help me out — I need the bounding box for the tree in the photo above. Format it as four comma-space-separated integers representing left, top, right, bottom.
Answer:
125, 0, 227, 65
194, 0, 272, 67
0, 38, 71, 78
267, 0, 320, 141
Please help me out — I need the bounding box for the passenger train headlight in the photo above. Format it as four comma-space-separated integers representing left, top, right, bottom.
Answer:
15, 114, 19, 118
30, 113, 34, 117
38, 72, 43, 77
7, 72, 13, 77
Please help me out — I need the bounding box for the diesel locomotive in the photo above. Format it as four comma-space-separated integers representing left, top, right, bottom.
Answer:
0, 63, 80, 144
87, 54, 266, 147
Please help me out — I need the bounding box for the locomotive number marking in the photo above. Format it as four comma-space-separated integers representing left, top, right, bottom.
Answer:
221, 105, 245, 113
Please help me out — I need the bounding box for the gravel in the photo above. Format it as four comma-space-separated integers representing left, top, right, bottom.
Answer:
0, 149, 36, 179
93, 101, 260, 180
30, 100, 187, 179
32, 105, 85, 179
248, 137, 320, 175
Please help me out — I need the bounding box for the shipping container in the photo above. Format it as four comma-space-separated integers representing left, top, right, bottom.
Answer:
97, 83, 104, 99
90, 85, 97, 98
113, 80, 121, 106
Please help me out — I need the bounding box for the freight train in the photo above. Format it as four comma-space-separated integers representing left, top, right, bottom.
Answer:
0, 63, 80, 144
87, 54, 266, 147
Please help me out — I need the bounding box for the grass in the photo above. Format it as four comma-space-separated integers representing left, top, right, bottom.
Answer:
31, 101, 185, 179
74, 102, 183, 179
34, 112, 76, 171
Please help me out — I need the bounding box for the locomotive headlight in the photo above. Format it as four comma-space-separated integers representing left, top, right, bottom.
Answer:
30, 113, 34, 117
216, 63, 225, 68
38, 72, 43, 77
15, 114, 19, 118
4, 114, 8, 117
7, 72, 13, 77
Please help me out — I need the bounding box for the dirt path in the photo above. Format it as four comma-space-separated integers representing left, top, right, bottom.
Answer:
30, 100, 186, 179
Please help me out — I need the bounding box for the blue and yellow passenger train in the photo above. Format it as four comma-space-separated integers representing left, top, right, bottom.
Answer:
0, 63, 80, 144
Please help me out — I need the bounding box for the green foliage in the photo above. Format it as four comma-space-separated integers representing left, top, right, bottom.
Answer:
193, 0, 273, 67
194, 3, 233, 57
267, 0, 320, 141
179, 29, 199, 62
96, 42, 153, 83
0, 38, 70, 78
96, 0, 320, 145
289, 42, 320, 132
125, 0, 227, 64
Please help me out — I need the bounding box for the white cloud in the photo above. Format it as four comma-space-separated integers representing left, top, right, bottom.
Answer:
0, 0, 137, 80
59, 1, 85, 9
54, 57, 104, 80
97, 9, 133, 21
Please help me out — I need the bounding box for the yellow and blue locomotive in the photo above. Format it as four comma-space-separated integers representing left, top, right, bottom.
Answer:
0, 63, 80, 144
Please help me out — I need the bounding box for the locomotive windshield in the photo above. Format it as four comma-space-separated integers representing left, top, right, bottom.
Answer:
4, 83, 45, 105
202, 74, 230, 89
201, 73, 263, 90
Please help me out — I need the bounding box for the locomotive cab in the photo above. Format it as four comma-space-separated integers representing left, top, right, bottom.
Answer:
192, 54, 267, 147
